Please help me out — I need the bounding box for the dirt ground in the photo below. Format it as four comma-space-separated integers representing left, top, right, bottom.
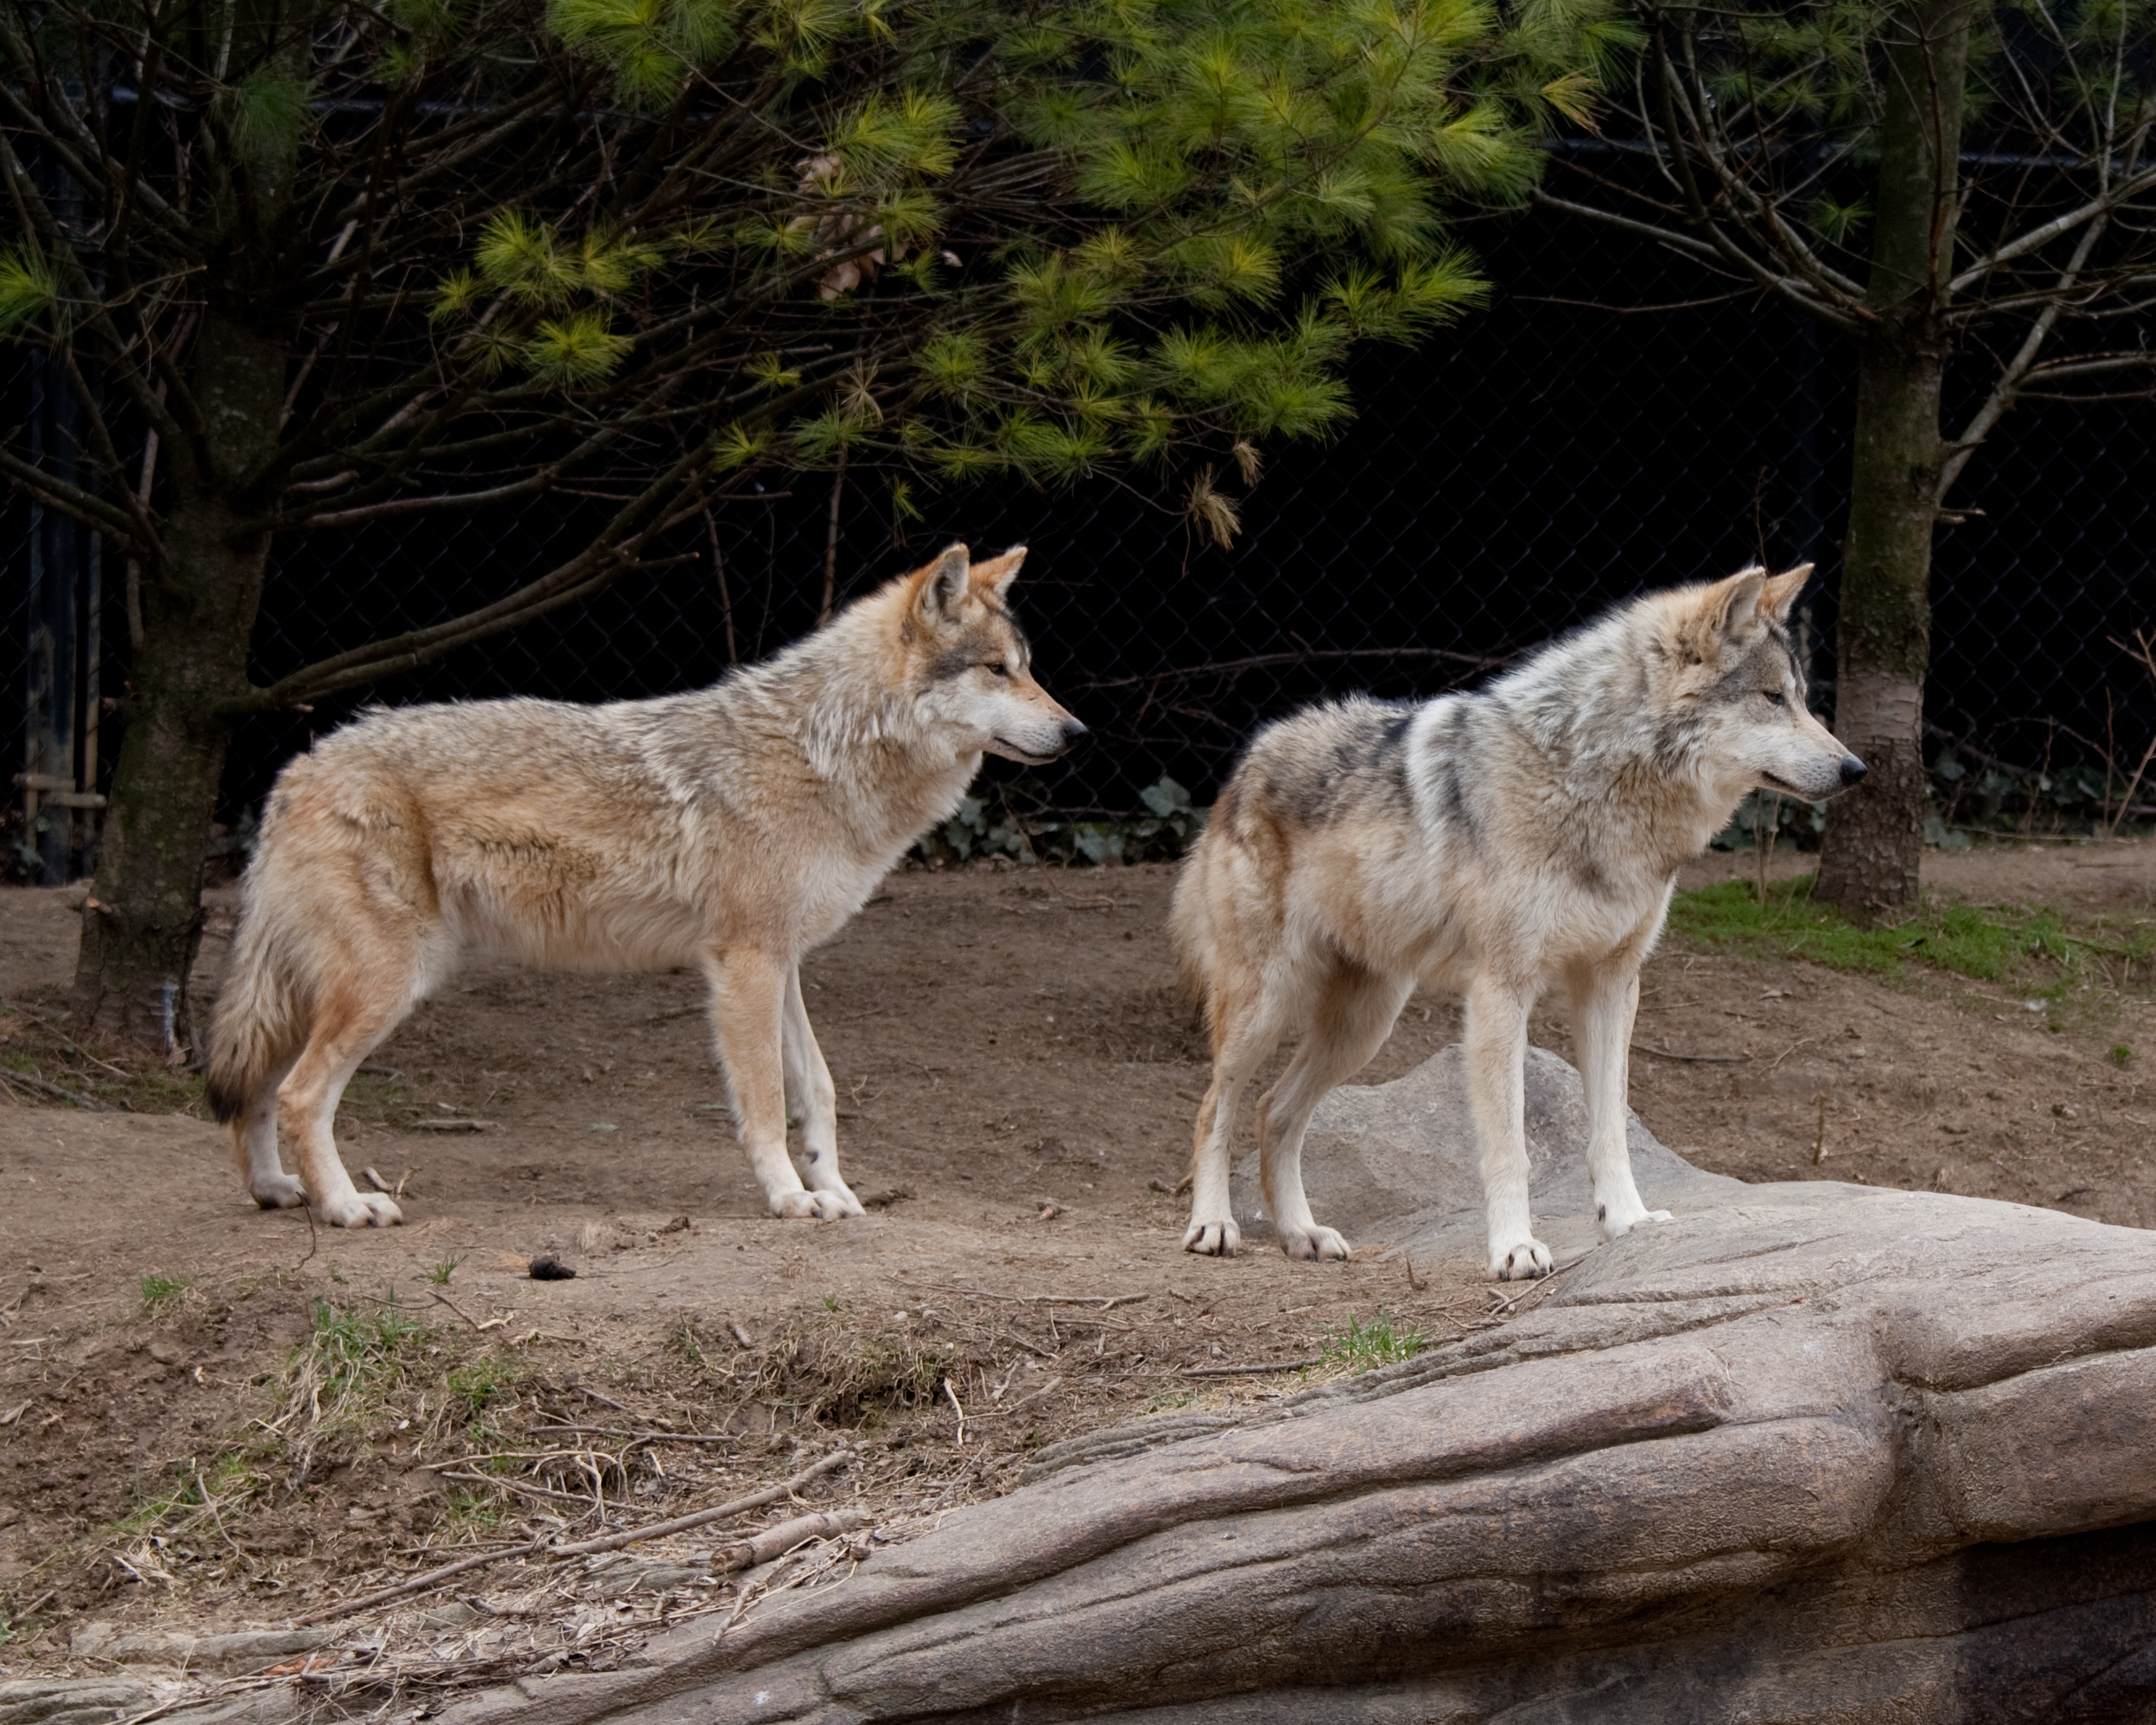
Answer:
2, 838, 2152, 1690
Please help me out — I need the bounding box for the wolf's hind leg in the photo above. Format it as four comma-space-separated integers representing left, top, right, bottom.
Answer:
782, 964, 862, 1218
1259, 963, 1413, 1262
707, 946, 846, 1221
1465, 975, 1549, 1280
1183, 981, 1289, 1257
1568, 964, 1670, 1239
279, 978, 417, 1228
233, 1054, 304, 1209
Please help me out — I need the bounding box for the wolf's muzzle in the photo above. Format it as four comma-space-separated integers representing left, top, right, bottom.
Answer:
1838, 753, 1868, 788
998, 718, 1089, 763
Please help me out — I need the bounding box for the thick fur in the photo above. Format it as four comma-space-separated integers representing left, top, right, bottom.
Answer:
1171, 565, 1864, 1278
206, 544, 1083, 1228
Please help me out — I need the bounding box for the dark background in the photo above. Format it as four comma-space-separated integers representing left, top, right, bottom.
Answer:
10, 202, 2152, 871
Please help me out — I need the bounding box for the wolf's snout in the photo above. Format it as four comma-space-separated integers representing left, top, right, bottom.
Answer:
1839, 753, 1868, 788
1060, 717, 1090, 751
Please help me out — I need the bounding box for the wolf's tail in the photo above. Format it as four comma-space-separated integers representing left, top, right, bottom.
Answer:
1166, 839, 1215, 1024
204, 893, 308, 1123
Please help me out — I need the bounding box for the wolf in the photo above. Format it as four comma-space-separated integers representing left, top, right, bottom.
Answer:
205, 543, 1083, 1228
1170, 565, 1864, 1278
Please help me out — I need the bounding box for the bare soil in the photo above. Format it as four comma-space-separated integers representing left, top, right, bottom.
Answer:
2, 839, 2152, 1689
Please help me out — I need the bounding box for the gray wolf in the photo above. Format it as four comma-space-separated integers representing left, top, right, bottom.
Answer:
1170, 565, 1863, 1278
206, 543, 1083, 1228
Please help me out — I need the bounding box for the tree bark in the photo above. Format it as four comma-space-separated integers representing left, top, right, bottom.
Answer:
73, 313, 284, 1047
1814, 0, 1973, 922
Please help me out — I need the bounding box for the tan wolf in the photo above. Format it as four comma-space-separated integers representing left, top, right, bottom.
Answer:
205, 544, 1083, 1228
1171, 565, 1864, 1278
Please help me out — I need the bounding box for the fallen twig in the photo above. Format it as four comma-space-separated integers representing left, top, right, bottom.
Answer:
437, 1469, 602, 1509
715, 1509, 869, 1573
924, 1285, 1150, 1310
294, 1542, 535, 1626
1182, 1357, 1322, 1377
0, 1070, 112, 1110
1630, 1043, 1748, 1064
552, 1446, 858, 1558
295, 1450, 859, 1624
530, 1424, 737, 1446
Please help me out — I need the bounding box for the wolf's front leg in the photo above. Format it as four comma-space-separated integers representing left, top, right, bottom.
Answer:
782, 964, 863, 1218
1464, 975, 1548, 1280
705, 946, 851, 1220
1569, 964, 1671, 1240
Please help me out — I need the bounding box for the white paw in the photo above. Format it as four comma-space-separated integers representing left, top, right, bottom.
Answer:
1278, 1224, 1351, 1262
250, 1173, 308, 1210
1491, 1237, 1552, 1282
319, 1190, 403, 1228
771, 1190, 854, 1220
810, 1181, 866, 1219
1597, 1202, 1674, 1240
1183, 1216, 1241, 1257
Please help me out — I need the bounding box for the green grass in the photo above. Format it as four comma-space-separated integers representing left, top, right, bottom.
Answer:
424, 1257, 463, 1285
1665, 875, 2137, 984
136, 1273, 195, 1318
444, 1357, 521, 1417
1315, 1308, 1426, 1374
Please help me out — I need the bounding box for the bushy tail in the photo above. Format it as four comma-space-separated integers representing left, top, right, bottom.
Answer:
204, 896, 308, 1123
1166, 832, 1216, 1026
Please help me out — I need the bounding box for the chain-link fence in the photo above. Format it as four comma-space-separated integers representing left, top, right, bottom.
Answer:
10, 200, 2155, 882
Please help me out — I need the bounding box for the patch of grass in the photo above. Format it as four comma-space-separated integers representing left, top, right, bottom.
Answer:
1316, 1308, 1426, 1374
136, 1274, 195, 1319
1666, 875, 2153, 989
2113, 1042, 2138, 1066
0, 1001, 209, 1116
758, 1311, 963, 1425
444, 1357, 521, 1417
424, 1257, 463, 1285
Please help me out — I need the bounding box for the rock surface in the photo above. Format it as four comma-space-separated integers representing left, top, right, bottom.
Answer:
432, 1048, 2156, 1724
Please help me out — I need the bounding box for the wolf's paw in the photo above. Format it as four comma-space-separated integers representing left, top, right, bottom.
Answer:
321, 1190, 403, 1228
772, 1190, 855, 1221
1599, 1204, 1673, 1240
813, 1181, 867, 1219
1183, 1216, 1241, 1257
1491, 1237, 1552, 1281
250, 1173, 308, 1210
1278, 1224, 1351, 1262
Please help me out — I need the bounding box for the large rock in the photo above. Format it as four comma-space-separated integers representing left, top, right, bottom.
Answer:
1227, 1043, 1739, 1258
441, 1050, 2156, 1725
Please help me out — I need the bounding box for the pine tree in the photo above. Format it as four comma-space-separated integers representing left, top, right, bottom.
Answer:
2, 0, 1613, 1039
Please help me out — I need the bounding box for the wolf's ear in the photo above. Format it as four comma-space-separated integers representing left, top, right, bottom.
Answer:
912, 543, 971, 624
1760, 563, 1813, 622
1672, 566, 1767, 662
969, 544, 1026, 601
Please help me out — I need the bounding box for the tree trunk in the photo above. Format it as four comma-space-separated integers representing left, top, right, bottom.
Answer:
1814, 0, 1973, 922
73, 314, 284, 1047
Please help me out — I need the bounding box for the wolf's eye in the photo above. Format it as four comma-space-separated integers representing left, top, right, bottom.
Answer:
1762, 690, 1786, 708
985, 661, 1011, 678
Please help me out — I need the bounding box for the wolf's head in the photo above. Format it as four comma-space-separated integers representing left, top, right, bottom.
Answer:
1655, 565, 1865, 804
900, 544, 1088, 764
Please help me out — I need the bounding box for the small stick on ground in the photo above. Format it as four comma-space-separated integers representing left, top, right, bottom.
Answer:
296, 1449, 858, 1622
1183, 1358, 1321, 1378
0, 1071, 111, 1110
1812, 1094, 1830, 1165
715, 1508, 871, 1573
925, 1286, 1149, 1309
552, 1446, 858, 1558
